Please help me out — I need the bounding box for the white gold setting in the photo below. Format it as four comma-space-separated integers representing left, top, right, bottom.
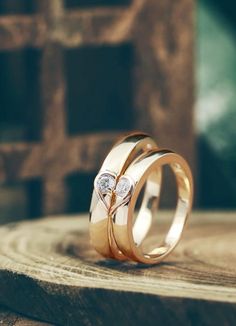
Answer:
96, 173, 116, 194
94, 171, 134, 212
115, 176, 133, 198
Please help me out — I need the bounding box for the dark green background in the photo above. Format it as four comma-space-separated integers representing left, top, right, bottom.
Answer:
196, 0, 236, 208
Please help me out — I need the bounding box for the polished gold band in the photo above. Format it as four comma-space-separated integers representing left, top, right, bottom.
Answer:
112, 149, 193, 264
89, 132, 159, 259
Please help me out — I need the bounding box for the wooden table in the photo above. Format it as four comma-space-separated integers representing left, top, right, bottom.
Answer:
0, 212, 235, 325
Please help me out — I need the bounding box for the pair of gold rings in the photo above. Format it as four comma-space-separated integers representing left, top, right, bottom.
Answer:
89, 132, 193, 264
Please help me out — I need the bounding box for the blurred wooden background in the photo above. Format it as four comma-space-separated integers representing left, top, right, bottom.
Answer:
0, 0, 194, 223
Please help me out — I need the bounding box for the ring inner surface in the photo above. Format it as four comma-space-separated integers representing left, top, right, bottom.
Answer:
134, 162, 191, 259
132, 168, 161, 246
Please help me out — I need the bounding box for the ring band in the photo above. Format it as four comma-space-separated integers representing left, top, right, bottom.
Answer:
89, 132, 159, 259
89, 133, 193, 264
112, 149, 193, 264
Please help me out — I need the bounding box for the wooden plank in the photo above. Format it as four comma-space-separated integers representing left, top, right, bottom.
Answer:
0, 15, 46, 50
0, 132, 121, 183
0, 7, 130, 50
0, 211, 235, 325
60, 7, 132, 47
133, 0, 194, 167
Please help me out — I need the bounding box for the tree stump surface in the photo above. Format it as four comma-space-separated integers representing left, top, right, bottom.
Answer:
0, 212, 235, 326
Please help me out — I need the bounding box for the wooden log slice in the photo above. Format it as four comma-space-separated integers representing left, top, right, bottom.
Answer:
0, 212, 235, 325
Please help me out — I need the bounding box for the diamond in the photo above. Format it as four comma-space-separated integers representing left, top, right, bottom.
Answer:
115, 177, 132, 198
96, 173, 116, 194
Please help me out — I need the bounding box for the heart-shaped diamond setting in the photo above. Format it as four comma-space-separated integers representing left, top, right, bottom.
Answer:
94, 172, 134, 212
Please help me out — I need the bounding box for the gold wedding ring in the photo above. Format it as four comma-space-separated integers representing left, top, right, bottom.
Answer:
89, 132, 193, 264
89, 132, 159, 259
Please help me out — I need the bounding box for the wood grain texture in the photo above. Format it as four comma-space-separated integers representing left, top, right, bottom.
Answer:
0, 212, 235, 325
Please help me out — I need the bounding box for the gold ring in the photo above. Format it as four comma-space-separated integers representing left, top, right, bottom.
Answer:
112, 149, 193, 264
89, 132, 158, 259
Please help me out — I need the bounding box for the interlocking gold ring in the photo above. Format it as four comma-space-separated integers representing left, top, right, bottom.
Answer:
89, 132, 159, 260
89, 133, 193, 264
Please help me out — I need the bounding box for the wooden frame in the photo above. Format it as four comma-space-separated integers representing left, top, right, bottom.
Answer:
0, 0, 194, 216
